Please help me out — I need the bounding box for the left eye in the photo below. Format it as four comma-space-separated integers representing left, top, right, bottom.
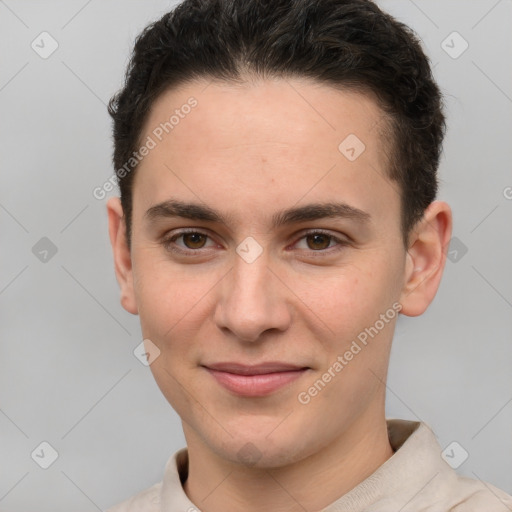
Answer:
295, 232, 342, 251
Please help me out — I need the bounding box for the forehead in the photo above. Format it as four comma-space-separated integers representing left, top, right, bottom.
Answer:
142, 77, 388, 156
133, 78, 400, 232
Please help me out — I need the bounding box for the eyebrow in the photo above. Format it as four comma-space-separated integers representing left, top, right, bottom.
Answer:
144, 198, 371, 228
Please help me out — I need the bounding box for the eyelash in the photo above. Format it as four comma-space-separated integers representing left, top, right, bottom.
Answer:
161, 228, 349, 256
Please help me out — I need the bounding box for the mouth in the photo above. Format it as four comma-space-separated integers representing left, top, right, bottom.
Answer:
202, 362, 310, 397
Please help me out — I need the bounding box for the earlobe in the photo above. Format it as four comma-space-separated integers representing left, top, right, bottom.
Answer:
399, 201, 452, 317
106, 197, 139, 315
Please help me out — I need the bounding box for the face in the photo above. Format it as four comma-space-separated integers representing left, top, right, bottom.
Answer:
109, 77, 437, 468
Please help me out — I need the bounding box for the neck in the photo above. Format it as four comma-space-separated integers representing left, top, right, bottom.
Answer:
182, 409, 394, 512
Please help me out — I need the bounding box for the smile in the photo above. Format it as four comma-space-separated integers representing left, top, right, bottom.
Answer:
203, 363, 310, 397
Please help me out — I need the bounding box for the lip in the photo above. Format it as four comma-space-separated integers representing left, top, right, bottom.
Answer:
203, 362, 309, 397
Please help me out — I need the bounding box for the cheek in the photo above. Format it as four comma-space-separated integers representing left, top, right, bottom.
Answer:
131, 256, 212, 413
133, 248, 214, 316
292, 259, 394, 336
132, 249, 215, 337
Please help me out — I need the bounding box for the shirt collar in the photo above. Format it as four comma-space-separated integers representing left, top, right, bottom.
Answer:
160, 419, 450, 511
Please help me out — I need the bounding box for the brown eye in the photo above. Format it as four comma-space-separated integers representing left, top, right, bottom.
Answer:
306, 233, 332, 250
182, 232, 207, 249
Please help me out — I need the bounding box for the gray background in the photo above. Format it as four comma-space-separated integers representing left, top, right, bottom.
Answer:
1, 0, 511, 510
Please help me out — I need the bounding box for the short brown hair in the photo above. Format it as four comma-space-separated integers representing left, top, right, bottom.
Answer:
108, 0, 446, 248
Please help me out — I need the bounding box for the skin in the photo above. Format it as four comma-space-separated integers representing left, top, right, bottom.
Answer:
107, 77, 452, 512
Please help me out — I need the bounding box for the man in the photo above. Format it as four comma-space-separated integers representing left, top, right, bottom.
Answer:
105, 0, 512, 510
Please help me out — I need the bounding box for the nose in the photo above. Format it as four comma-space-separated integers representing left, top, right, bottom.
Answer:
214, 249, 291, 343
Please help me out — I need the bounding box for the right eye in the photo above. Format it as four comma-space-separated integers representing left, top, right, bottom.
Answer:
161, 229, 219, 255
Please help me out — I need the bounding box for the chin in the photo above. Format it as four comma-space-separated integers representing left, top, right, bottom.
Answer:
205, 420, 317, 469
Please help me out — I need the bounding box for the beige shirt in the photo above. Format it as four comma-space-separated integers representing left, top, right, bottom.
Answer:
107, 419, 512, 511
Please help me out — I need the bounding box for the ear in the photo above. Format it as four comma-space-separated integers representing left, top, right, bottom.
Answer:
107, 197, 138, 315
399, 200, 452, 317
